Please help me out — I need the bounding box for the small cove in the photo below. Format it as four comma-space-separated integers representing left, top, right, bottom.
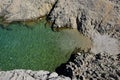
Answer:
0, 20, 91, 71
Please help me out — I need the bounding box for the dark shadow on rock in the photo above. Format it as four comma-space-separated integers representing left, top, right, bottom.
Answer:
55, 63, 73, 78
51, 19, 56, 31
55, 53, 77, 78
55, 48, 84, 78
76, 17, 82, 32
117, 53, 120, 60
46, 0, 58, 21
46, 0, 59, 32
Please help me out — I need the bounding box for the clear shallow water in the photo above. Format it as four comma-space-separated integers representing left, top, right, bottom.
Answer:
0, 20, 91, 71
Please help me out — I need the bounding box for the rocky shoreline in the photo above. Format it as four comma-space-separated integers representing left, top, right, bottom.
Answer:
0, 70, 71, 80
0, 49, 120, 80
56, 49, 120, 80
0, 0, 120, 80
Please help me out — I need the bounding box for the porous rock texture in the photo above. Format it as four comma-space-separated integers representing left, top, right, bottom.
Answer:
48, 0, 120, 55
0, 70, 71, 80
0, 0, 120, 80
0, 50, 120, 80
56, 49, 120, 80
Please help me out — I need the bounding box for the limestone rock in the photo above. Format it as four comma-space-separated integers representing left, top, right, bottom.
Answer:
48, 72, 58, 79
48, 0, 120, 55
0, 70, 71, 80
0, 0, 56, 22
56, 49, 120, 80
0, 0, 120, 80
0, 0, 120, 55
48, 0, 120, 33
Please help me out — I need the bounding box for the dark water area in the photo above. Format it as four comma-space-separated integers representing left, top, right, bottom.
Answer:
0, 20, 91, 71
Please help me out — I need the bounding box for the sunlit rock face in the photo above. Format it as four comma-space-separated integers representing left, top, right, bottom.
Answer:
0, 0, 55, 22
0, 49, 120, 80
48, 0, 120, 55
0, 70, 71, 80
56, 50, 120, 80
0, 0, 120, 80
48, 0, 120, 28
0, 0, 119, 60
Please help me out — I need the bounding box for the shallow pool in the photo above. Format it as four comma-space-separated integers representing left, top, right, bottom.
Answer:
0, 20, 91, 71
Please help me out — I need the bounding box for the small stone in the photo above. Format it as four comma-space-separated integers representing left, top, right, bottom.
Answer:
48, 72, 58, 79
77, 52, 81, 56
10, 73, 18, 80
25, 75, 35, 80
34, 71, 49, 79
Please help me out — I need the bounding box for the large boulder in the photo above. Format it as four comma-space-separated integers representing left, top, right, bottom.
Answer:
0, 0, 56, 22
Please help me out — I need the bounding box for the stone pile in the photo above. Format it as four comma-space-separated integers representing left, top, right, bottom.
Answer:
56, 49, 120, 80
0, 70, 71, 80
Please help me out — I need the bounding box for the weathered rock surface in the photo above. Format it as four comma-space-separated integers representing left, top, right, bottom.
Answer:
56, 49, 120, 80
48, 0, 120, 55
0, 0, 55, 22
0, 49, 119, 80
0, 0, 120, 80
48, 0, 120, 36
1, 0, 119, 55
0, 70, 71, 80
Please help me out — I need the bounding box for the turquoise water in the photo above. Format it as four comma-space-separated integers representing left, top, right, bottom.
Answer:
0, 20, 91, 71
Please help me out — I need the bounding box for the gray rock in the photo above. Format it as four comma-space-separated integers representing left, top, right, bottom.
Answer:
56, 49, 120, 80
49, 76, 71, 80
0, 0, 56, 22
48, 0, 120, 55
34, 70, 49, 80
48, 72, 58, 79
0, 0, 120, 55
0, 70, 71, 80
0, 0, 120, 80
